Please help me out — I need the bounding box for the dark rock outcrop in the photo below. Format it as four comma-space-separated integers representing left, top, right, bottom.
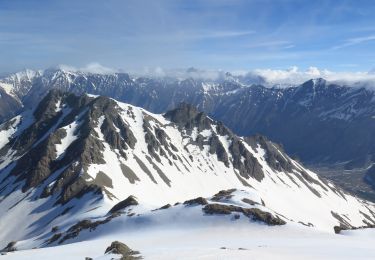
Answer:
0, 90, 140, 206
46, 233, 62, 245
0, 87, 22, 122
1, 241, 17, 252
109, 196, 139, 214
230, 137, 264, 181
334, 224, 375, 234
211, 189, 236, 201
164, 102, 212, 131
155, 204, 172, 210
58, 217, 113, 244
105, 241, 142, 259
203, 203, 286, 225
183, 197, 208, 206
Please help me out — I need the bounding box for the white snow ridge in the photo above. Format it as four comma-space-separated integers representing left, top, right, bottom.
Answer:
0, 91, 375, 259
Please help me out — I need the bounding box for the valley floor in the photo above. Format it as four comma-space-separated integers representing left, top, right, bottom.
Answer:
312, 165, 375, 202
2, 224, 375, 260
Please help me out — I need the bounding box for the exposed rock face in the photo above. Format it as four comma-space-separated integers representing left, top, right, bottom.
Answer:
183, 197, 208, 206
109, 196, 139, 214
202, 204, 286, 226
57, 217, 115, 244
246, 135, 294, 173
165, 103, 265, 182
157, 204, 172, 210
1, 241, 17, 252
0, 90, 140, 205
211, 189, 236, 201
230, 137, 264, 181
164, 102, 212, 131
333, 224, 375, 234
0, 88, 22, 122
105, 241, 142, 259
46, 233, 62, 245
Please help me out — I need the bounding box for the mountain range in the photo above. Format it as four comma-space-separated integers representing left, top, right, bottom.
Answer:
1, 68, 375, 199
1, 90, 375, 256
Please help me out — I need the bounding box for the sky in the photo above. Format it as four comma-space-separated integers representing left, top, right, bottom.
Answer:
1, 0, 375, 73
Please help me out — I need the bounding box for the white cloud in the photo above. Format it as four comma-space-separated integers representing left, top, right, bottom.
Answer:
122, 30, 255, 44
332, 35, 375, 50
130, 66, 375, 88
79, 63, 117, 74
137, 67, 166, 77
245, 66, 322, 86
56, 64, 375, 88
58, 64, 77, 72
184, 30, 255, 40
131, 67, 227, 81
245, 40, 292, 49
58, 63, 117, 74
247, 66, 375, 87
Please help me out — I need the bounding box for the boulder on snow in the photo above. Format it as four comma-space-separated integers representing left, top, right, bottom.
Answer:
211, 189, 236, 201
58, 218, 111, 244
183, 197, 208, 206
1, 241, 17, 252
202, 203, 286, 226
105, 241, 142, 259
109, 196, 139, 214
153, 204, 172, 211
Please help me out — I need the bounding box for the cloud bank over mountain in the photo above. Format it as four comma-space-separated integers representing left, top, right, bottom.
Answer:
128, 65, 375, 87
244, 67, 375, 87
58, 63, 117, 75
29, 62, 375, 88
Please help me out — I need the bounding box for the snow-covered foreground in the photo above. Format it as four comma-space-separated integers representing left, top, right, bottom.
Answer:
2, 225, 375, 260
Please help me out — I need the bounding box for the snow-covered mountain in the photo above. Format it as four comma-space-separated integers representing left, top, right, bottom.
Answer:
0, 69, 41, 102
0, 90, 375, 254
2, 69, 375, 198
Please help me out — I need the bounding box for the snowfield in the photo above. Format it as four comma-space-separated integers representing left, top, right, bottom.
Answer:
2, 225, 375, 260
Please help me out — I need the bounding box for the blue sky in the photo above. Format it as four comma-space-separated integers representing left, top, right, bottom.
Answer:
1, 0, 375, 73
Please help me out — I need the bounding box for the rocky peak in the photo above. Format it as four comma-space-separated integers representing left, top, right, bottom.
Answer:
0, 91, 139, 204
164, 102, 212, 131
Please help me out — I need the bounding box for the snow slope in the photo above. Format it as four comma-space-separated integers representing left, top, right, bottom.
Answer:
0, 90, 374, 254
2, 220, 375, 260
